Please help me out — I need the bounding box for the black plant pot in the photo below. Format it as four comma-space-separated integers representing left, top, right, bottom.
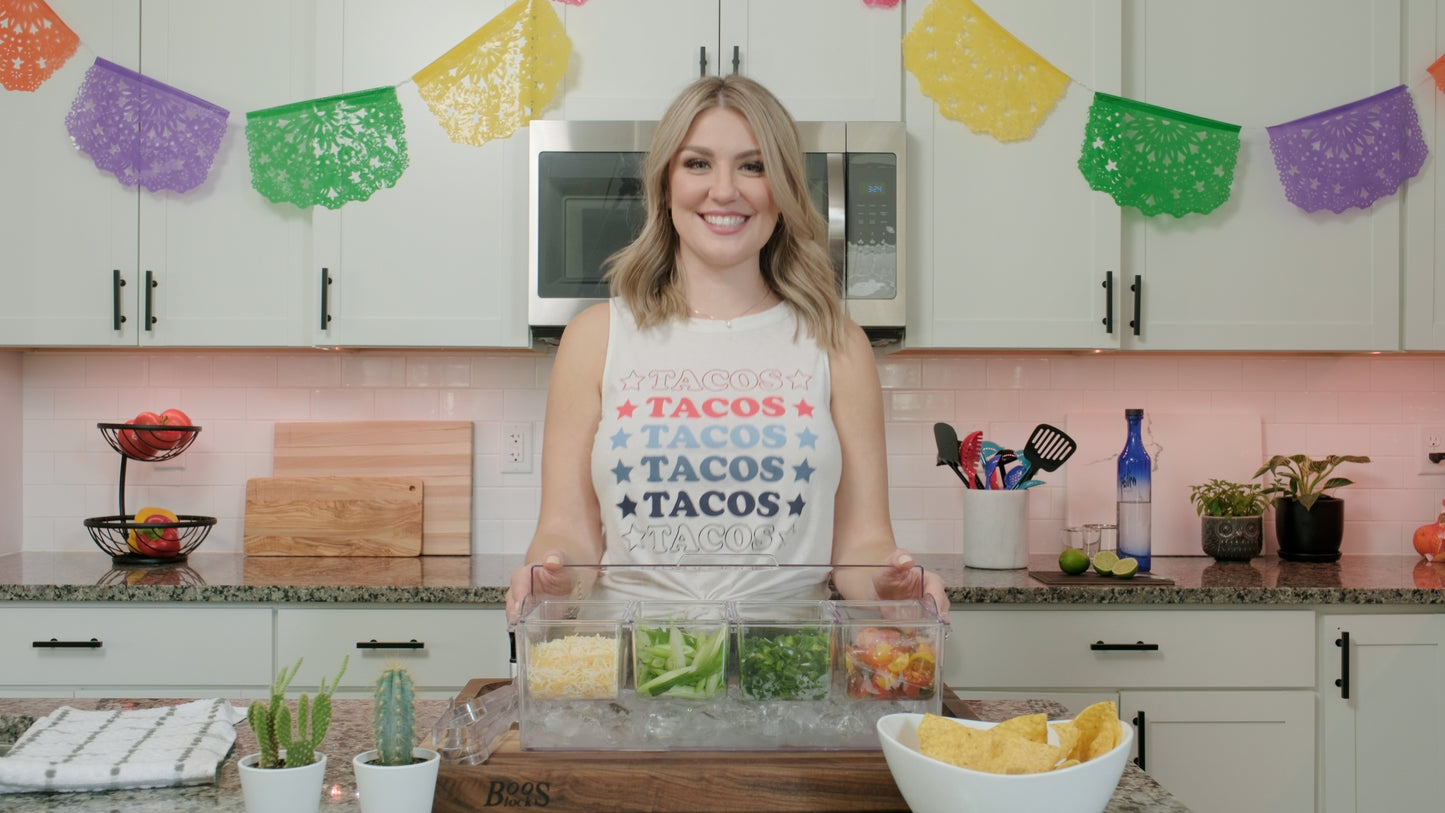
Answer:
1274, 495, 1345, 562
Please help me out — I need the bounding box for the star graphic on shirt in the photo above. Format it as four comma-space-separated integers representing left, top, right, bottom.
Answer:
610, 428, 631, 449
617, 495, 638, 518
787, 368, 813, 390
773, 523, 794, 546
788, 495, 806, 516
796, 428, 818, 449
619, 524, 645, 549
616, 400, 638, 418
611, 460, 633, 483
1093, 137, 1105, 149
619, 370, 645, 390
794, 399, 814, 417
793, 460, 815, 482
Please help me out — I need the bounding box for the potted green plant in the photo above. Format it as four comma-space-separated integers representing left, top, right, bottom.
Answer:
1253, 454, 1371, 562
238, 656, 348, 813
353, 662, 439, 813
1188, 478, 1269, 561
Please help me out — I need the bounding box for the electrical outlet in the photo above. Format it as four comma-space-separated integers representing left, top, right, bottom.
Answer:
501, 422, 531, 474
1419, 425, 1445, 476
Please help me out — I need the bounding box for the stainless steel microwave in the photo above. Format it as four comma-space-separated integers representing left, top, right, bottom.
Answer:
528, 120, 906, 347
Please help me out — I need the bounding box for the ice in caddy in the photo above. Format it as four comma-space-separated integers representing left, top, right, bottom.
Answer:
515, 563, 948, 750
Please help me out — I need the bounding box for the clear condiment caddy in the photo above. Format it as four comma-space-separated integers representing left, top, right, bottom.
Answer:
514, 563, 947, 751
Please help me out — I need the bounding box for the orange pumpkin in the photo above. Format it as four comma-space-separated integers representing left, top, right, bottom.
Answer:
1412, 499, 1445, 561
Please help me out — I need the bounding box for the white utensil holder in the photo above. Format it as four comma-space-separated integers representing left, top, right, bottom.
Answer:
962, 489, 1029, 569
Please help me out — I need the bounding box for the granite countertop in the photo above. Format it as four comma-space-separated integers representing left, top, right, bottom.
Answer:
0, 695, 1191, 813
0, 551, 1442, 607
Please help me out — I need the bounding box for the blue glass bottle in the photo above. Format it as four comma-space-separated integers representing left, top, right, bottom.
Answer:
1117, 408, 1151, 571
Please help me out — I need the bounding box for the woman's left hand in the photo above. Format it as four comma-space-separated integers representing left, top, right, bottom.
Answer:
872, 549, 950, 615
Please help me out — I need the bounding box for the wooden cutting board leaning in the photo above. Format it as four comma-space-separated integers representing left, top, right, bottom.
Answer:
243, 476, 424, 556
270, 421, 474, 556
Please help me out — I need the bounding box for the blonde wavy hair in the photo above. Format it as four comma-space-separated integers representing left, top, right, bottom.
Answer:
603, 75, 847, 352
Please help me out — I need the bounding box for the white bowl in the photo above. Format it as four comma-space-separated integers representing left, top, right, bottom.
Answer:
876, 713, 1134, 813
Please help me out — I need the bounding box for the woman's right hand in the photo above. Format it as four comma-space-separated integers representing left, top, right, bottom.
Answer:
505, 550, 573, 626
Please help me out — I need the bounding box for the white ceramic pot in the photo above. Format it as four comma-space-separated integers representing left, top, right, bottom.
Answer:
962, 488, 1029, 569
353, 748, 440, 813
237, 751, 327, 813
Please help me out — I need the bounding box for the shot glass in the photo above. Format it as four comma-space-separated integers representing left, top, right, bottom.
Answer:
1059, 526, 1085, 553
1088, 523, 1118, 554
1081, 525, 1102, 557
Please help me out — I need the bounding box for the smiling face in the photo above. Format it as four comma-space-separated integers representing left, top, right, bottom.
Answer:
668, 106, 780, 278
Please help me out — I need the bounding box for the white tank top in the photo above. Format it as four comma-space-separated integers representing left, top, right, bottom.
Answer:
589, 299, 841, 602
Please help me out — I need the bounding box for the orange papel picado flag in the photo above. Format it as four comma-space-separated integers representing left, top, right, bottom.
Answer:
0, 0, 80, 91
903, 0, 1070, 142
412, 0, 570, 146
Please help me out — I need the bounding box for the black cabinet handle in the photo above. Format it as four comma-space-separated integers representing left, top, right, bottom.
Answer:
1335, 631, 1350, 699
1132, 710, 1146, 771
320, 268, 333, 330
698, 46, 706, 77
112, 269, 127, 331
1090, 640, 1159, 651
1128, 273, 1141, 336
730, 45, 740, 74
144, 270, 157, 330
33, 638, 102, 649
1101, 270, 1114, 334
356, 639, 424, 650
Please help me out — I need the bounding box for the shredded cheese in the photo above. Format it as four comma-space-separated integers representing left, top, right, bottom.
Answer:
526, 634, 620, 699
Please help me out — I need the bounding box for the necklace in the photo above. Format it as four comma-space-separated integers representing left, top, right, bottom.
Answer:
688, 289, 773, 328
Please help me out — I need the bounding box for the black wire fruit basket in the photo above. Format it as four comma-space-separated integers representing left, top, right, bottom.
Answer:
86, 422, 216, 564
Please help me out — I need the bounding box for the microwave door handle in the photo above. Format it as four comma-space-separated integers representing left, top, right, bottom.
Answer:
826, 152, 846, 286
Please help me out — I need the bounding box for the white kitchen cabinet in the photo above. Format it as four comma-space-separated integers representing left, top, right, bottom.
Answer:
1319, 613, 1445, 813
275, 607, 510, 699
907, 0, 1424, 351
1115, 0, 1407, 352
1120, 690, 1315, 813
1403, 0, 1445, 349
309, 0, 528, 348
557, 0, 902, 122
0, 605, 272, 695
905, 0, 1123, 350
0, 0, 314, 348
946, 608, 1316, 813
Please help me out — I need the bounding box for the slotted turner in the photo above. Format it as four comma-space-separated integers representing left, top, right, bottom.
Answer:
1017, 424, 1078, 482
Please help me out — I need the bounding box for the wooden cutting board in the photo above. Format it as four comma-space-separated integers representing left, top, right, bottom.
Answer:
243, 476, 424, 557
271, 421, 473, 556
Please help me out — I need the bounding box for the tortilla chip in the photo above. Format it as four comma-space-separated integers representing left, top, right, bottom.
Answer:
918, 714, 993, 769
1049, 720, 1081, 761
986, 733, 1064, 774
1069, 701, 1119, 762
992, 712, 1048, 744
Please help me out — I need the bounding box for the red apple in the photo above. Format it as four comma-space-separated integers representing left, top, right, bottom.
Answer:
130, 411, 165, 454
117, 416, 156, 459
152, 408, 192, 448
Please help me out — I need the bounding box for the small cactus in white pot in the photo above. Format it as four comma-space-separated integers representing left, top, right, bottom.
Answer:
353, 662, 439, 813
238, 656, 348, 813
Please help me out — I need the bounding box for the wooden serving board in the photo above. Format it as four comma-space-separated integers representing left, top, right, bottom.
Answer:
243, 476, 423, 556
1028, 569, 1176, 586
271, 421, 473, 556
432, 679, 973, 813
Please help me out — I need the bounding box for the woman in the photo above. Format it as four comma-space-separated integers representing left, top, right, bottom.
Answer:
505, 75, 946, 622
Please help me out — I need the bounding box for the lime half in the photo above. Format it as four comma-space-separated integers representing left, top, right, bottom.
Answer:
1112, 557, 1139, 579
1092, 550, 1119, 576
1059, 548, 1090, 575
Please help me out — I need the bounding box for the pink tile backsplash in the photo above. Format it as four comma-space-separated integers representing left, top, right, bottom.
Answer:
10, 350, 1445, 560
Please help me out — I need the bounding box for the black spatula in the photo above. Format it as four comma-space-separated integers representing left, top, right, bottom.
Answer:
933, 422, 971, 486
1017, 424, 1078, 483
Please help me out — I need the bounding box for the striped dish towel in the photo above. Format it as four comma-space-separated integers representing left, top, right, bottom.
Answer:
0, 699, 242, 794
